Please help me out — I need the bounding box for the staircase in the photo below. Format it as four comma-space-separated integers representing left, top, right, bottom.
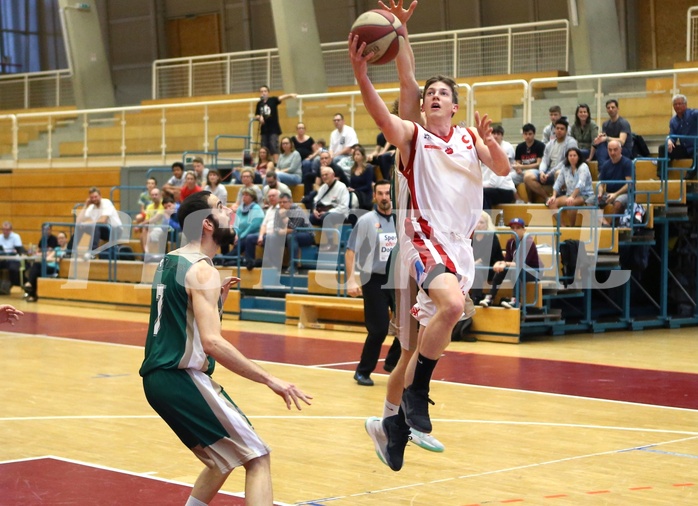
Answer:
239, 271, 309, 324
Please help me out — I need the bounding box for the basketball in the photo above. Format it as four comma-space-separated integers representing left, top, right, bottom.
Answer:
350, 10, 406, 65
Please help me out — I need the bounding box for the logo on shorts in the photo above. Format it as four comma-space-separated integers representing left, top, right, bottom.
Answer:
410, 305, 420, 318
445, 147, 453, 155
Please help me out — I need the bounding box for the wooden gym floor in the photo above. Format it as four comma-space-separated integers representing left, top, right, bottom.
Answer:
1, 295, 697, 505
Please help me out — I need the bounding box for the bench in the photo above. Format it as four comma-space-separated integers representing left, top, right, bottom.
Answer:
285, 294, 364, 332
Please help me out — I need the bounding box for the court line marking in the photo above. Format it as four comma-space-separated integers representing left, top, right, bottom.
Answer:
4, 330, 698, 416
2, 414, 697, 437
0, 455, 294, 506
296, 435, 698, 504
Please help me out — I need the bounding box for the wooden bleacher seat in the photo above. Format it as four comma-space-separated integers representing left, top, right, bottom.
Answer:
285, 293, 363, 332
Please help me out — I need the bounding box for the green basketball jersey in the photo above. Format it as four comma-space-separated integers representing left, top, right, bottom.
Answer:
139, 251, 218, 377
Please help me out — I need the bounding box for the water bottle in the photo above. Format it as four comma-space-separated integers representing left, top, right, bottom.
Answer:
497, 212, 505, 227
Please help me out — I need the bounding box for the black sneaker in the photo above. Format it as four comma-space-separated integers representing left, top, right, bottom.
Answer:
353, 372, 374, 386
401, 387, 435, 434
382, 415, 410, 471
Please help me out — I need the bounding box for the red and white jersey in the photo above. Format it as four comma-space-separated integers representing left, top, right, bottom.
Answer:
398, 122, 483, 277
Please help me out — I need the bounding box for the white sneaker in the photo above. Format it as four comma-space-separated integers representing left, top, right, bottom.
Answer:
479, 295, 492, 307
409, 428, 445, 453
501, 297, 517, 309
364, 416, 389, 466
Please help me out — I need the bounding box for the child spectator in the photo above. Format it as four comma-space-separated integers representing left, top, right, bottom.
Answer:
479, 217, 541, 309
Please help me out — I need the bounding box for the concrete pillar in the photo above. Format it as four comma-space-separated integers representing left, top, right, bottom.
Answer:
569, 0, 626, 75
59, 0, 115, 110
269, 0, 327, 96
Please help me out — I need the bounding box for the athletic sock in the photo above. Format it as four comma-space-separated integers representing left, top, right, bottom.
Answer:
185, 496, 207, 506
382, 400, 399, 420
411, 353, 438, 392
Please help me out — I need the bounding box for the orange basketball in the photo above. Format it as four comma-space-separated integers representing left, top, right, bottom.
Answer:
350, 10, 407, 65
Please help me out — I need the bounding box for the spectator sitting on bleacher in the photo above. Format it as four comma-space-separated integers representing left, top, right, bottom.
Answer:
480, 217, 541, 309
291, 122, 315, 166
546, 148, 595, 227
593, 99, 634, 165
179, 171, 202, 203
482, 124, 516, 209
232, 168, 263, 213
276, 136, 303, 186
191, 156, 209, 187
310, 165, 351, 226
67, 187, 123, 260
262, 171, 290, 210
134, 177, 157, 225
658, 94, 698, 169
541, 105, 562, 144
230, 188, 264, 262
162, 162, 185, 202
23, 231, 67, 302
243, 188, 280, 270
367, 129, 396, 182
276, 192, 315, 267
513, 123, 546, 203
348, 144, 374, 210
524, 119, 577, 202
139, 188, 164, 253
143, 195, 177, 262
470, 211, 504, 306
330, 113, 359, 173
570, 104, 599, 160
301, 138, 326, 191
0, 221, 23, 294
597, 140, 632, 226
204, 169, 227, 206
255, 146, 275, 181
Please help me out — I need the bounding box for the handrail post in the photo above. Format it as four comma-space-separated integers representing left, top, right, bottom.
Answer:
203, 104, 209, 152
188, 59, 193, 97
82, 113, 89, 164
55, 72, 61, 107
10, 114, 18, 165
507, 27, 512, 75
24, 74, 29, 109
453, 33, 458, 77
47, 117, 53, 162
120, 110, 127, 165
152, 61, 157, 100
160, 108, 167, 164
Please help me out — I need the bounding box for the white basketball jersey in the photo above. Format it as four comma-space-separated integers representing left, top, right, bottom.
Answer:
398, 124, 482, 273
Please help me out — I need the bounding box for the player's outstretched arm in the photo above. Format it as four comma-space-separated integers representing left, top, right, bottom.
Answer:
379, 0, 421, 124
348, 34, 413, 156
189, 263, 312, 410
473, 111, 510, 176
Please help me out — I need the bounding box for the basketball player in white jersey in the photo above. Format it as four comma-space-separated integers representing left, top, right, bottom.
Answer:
349, 0, 510, 471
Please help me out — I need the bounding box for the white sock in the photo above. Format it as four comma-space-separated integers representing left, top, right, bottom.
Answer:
382, 400, 399, 420
185, 497, 207, 506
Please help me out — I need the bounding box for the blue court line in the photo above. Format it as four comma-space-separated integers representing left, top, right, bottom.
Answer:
637, 448, 698, 459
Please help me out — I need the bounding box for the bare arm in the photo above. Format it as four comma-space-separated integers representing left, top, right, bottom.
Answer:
345, 248, 361, 297
380, 0, 421, 124
188, 263, 312, 410
279, 93, 297, 102
349, 34, 414, 161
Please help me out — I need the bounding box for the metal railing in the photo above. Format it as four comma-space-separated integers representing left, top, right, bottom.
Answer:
152, 19, 568, 99
0, 70, 74, 109
526, 67, 698, 129
687, 6, 698, 61
4, 67, 698, 167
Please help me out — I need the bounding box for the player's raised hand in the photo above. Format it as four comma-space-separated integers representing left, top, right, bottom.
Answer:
475, 111, 495, 143
348, 34, 372, 73
378, 0, 417, 25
